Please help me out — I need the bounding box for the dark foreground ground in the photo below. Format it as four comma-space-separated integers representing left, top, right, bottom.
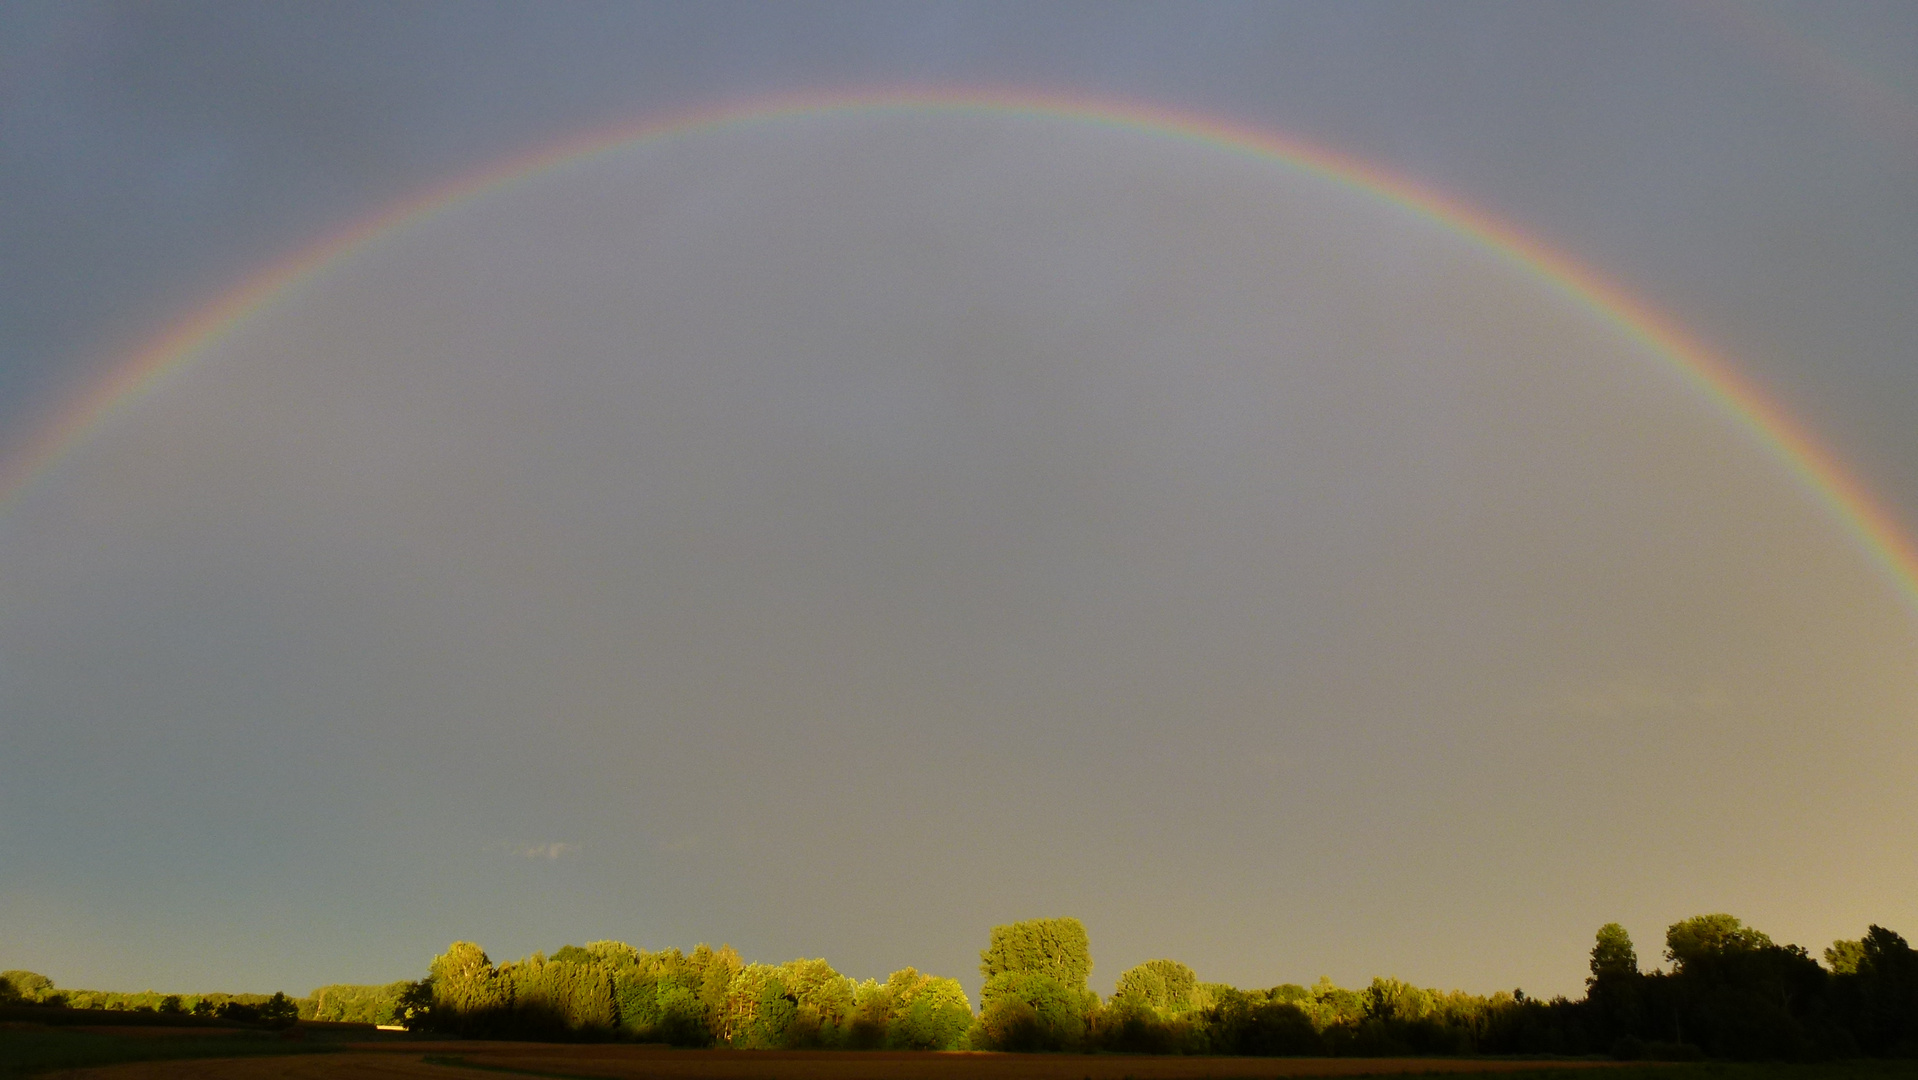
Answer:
0, 1024, 338, 1078
6, 1026, 1915, 1080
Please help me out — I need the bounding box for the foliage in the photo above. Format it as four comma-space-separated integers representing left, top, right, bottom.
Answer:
1070, 912, 1916, 1061
883, 969, 972, 1050
1825, 940, 1866, 976
1591, 923, 1639, 981
0, 972, 53, 1002
973, 917, 1097, 1050
394, 977, 436, 1030
414, 938, 968, 1050
979, 916, 1091, 994
0, 969, 309, 1026
14, 909, 1918, 1062
1826, 925, 1918, 1055
1666, 914, 1776, 970
724, 959, 854, 1048
307, 980, 412, 1024
1113, 958, 1201, 1014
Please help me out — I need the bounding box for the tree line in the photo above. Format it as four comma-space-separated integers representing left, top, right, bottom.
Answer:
416, 939, 974, 1048
6, 912, 1915, 1058
0, 970, 300, 1026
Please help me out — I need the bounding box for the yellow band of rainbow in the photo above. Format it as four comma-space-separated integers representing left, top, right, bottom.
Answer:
7, 88, 1916, 619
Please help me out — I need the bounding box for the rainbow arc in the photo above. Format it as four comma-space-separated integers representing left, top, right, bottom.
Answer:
7, 88, 1916, 617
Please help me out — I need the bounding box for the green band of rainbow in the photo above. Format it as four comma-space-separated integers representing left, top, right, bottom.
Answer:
7, 88, 1917, 619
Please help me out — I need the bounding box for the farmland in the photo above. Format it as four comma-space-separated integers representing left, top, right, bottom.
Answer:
24, 1042, 1648, 1080
14, 1026, 1918, 1080
0, 1023, 1649, 1080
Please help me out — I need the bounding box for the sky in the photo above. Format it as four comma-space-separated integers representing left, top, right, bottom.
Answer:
2, 1, 1917, 1003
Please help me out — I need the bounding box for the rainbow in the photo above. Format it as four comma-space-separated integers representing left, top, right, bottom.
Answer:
7, 87, 1918, 617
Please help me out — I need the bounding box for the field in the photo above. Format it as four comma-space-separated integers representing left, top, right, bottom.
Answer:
0, 1025, 334, 1079
11, 1035, 1918, 1080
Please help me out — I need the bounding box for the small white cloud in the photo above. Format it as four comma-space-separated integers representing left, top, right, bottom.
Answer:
510, 841, 581, 860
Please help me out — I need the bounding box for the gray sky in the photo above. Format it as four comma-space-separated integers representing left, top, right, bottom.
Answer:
2, 2, 1916, 1002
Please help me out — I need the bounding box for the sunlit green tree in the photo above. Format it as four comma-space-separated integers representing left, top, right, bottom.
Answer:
429, 942, 510, 1034
979, 917, 1091, 992
1834, 925, 1917, 1054
882, 968, 971, 1050
1, 971, 52, 1003
1590, 923, 1638, 981
1114, 958, 1199, 1015
1825, 938, 1866, 975
1664, 914, 1773, 970
975, 917, 1096, 1051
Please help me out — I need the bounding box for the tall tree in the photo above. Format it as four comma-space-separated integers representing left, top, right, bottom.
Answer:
976, 917, 1095, 1050
1825, 939, 1866, 975
1661, 915, 1826, 1059
428, 942, 510, 1034
1842, 925, 1917, 1054
1590, 923, 1638, 982
1, 971, 52, 1002
1114, 959, 1199, 1015
882, 968, 972, 1050
979, 917, 1092, 992
1665, 914, 1773, 971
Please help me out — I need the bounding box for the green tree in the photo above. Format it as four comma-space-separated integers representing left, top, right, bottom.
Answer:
1304, 976, 1366, 1028
1584, 922, 1645, 1048
720, 959, 854, 1048
257, 992, 299, 1028
1590, 923, 1638, 982
429, 942, 510, 1034
1114, 959, 1199, 1015
1665, 914, 1774, 971
845, 979, 890, 1048
747, 972, 798, 1047
1661, 915, 1827, 1059
692, 943, 743, 1044
1364, 976, 1434, 1023
1825, 939, 1866, 975
603, 946, 711, 1046
883, 969, 972, 1050
778, 956, 854, 1043
542, 948, 616, 1032
1839, 925, 1918, 1054
975, 917, 1096, 1051
308, 981, 413, 1024
980, 917, 1091, 993
394, 979, 435, 1031
1, 971, 53, 1003
655, 983, 707, 1046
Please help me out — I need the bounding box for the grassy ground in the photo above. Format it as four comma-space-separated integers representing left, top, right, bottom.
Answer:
0, 1026, 338, 1078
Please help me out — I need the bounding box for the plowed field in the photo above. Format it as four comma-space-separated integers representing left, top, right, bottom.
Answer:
43, 1043, 1639, 1080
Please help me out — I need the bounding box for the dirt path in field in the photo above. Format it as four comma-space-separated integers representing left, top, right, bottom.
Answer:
44, 1044, 1643, 1080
